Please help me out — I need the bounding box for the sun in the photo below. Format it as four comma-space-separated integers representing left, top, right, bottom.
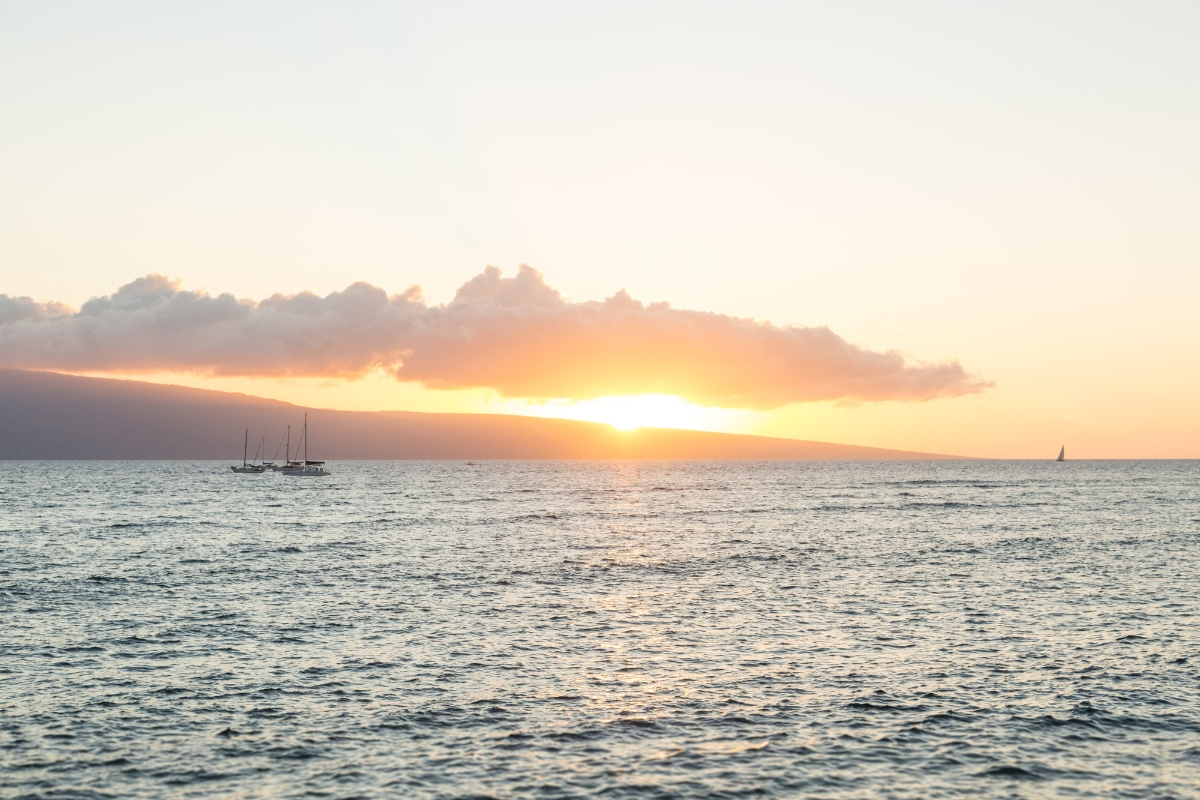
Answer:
520, 394, 755, 434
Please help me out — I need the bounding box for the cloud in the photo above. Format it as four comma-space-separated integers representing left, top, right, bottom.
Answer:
0, 266, 990, 408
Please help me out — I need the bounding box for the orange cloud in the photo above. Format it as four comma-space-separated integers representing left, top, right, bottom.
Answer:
0, 266, 989, 408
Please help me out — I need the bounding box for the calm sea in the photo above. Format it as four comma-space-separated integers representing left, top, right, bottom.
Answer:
2, 460, 1198, 798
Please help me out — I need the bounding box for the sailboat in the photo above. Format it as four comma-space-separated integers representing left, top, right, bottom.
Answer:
270, 425, 302, 471
1056, 446, 1065, 462
282, 414, 331, 476
231, 429, 266, 473
261, 433, 276, 470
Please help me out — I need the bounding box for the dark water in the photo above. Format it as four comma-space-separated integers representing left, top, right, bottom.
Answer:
2, 461, 1199, 799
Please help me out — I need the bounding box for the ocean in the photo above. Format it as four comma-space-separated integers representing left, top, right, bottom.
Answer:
2, 460, 1198, 798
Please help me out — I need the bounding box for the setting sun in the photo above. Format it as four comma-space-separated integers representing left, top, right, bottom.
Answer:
519, 394, 758, 433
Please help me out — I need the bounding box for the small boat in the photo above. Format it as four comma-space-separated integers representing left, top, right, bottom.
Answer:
255, 435, 272, 469
1056, 446, 1065, 462
261, 432, 275, 470
270, 425, 302, 471
231, 429, 266, 473
282, 414, 331, 477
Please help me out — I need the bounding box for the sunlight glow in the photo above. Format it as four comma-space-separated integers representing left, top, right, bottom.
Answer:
73, 373, 766, 437
517, 394, 759, 434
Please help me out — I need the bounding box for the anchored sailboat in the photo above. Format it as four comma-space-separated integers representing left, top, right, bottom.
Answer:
282, 414, 331, 477
1056, 446, 1065, 462
270, 425, 302, 471
231, 429, 266, 473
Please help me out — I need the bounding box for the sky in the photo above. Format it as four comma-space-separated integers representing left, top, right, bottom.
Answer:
1, 1, 1198, 458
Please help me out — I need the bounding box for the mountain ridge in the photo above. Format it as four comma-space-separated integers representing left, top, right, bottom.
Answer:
0, 369, 967, 460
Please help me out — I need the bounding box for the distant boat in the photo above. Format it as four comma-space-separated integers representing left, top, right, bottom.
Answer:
282, 414, 331, 477
231, 429, 266, 473
261, 431, 276, 470
270, 424, 302, 471
1056, 446, 1065, 462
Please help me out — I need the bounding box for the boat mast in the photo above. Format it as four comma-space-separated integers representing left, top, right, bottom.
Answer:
244, 428, 248, 467
286, 425, 290, 463
304, 413, 308, 464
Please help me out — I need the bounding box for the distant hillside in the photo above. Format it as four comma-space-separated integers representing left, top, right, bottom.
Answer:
0, 370, 964, 460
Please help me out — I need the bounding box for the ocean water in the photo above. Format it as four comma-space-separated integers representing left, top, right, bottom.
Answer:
1, 460, 1199, 799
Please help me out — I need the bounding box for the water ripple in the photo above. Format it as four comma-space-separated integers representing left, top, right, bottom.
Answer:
0, 460, 1198, 798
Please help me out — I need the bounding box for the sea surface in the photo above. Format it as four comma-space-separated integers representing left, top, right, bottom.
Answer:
2, 460, 1199, 799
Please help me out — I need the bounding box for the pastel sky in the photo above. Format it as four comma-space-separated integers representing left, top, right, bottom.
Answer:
1, 1, 1197, 457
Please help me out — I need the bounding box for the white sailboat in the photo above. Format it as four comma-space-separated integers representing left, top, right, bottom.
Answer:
282, 414, 331, 477
231, 429, 266, 473
1056, 446, 1065, 462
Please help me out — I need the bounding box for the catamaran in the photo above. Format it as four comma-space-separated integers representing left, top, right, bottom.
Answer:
231, 429, 266, 473
282, 414, 331, 477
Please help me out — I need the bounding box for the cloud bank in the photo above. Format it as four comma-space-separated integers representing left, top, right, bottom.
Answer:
0, 266, 989, 409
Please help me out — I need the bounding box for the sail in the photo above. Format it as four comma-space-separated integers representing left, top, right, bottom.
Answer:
1056, 446, 1065, 462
